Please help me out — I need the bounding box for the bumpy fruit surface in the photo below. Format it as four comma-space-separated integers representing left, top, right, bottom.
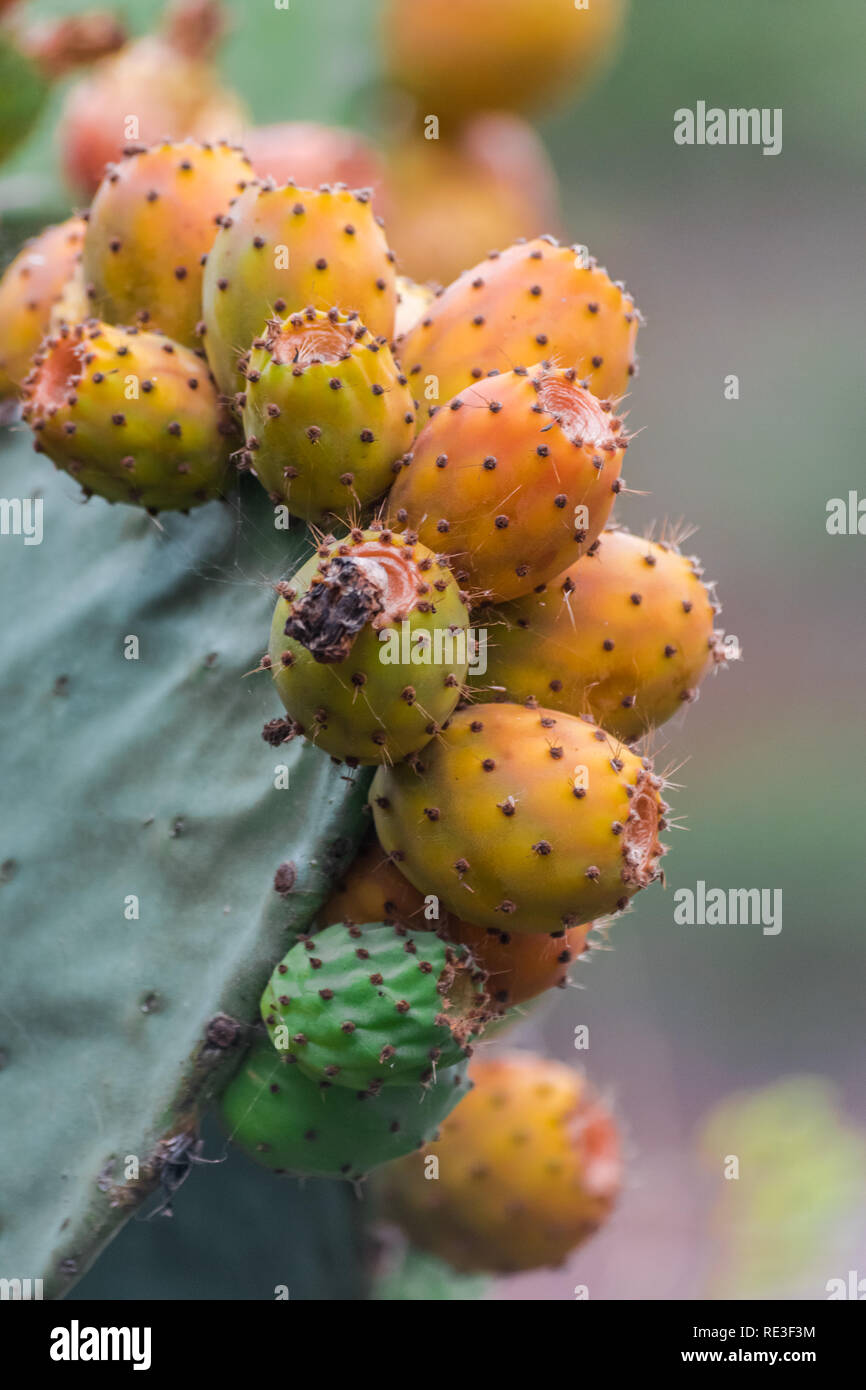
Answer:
242, 122, 385, 196
383, 0, 626, 124
482, 528, 725, 740
382, 115, 560, 287
83, 139, 253, 349
261, 921, 490, 1090
22, 320, 233, 509
320, 839, 590, 1009
240, 308, 415, 521
202, 182, 397, 395
382, 1051, 622, 1272
0, 218, 86, 400
371, 702, 667, 934
389, 365, 626, 601
400, 237, 639, 420
267, 528, 469, 765
220, 1039, 470, 1181
59, 0, 246, 197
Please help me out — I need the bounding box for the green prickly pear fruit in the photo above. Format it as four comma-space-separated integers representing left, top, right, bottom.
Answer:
0, 218, 86, 401
266, 526, 470, 765
388, 364, 626, 601
219, 1038, 471, 1180
381, 1051, 622, 1273
202, 181, 397, 396
481, 528, 727, 740
22, 319, 234, 510
82, 139, 254, 350
261, 921, 491, 1090
239, 307, 415, 521
399, 236, 639, 424
371, 702, 667, 935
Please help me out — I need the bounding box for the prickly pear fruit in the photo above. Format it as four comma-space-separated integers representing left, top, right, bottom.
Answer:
394, 276, 435, 339
240, 308, 415, 521
383, 0, 626, 124
381, 1051, 622, 1272
371, 702, 667, 934
242, 122, 385, 197
220, 1039, 470, 1181
383, 115, 560, 287
261, 921, 490, 1090
482, 528, 726, 740
0, 218, 85, 400
202, 182, 397, 396
389, 365, 626, 601
266, 527, 470, 765
400, 237, 639, 421
22, 320, 233, 510
49, 264, 89, 334
320, 838, 590, 1010
59, 0, 246, 198
82, 139, 253, 350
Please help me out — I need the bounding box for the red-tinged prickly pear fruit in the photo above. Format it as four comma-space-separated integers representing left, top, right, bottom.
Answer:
240, 307, 415, 521
381, 1051, 622, 1272
220, 1038, 471, 1181
382, 114, 560, 287
266, 527, 470, 766
0, 218, 86, 401
202, 181, 398, 396
58, 0, 246, 198
242, 122, 385, 198
400, 236, 640, 422
319, 838, 590, 1010
371, 702, 667, 934
481, 528, 727, 740
261, 922, 491, 1090
383, 0, 626, 125
82, 139, 253, 350
388, 364, 626, 601
22, 319, 234, 510
394, 276, 435, 338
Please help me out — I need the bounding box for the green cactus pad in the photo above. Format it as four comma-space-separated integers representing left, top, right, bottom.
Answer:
261, 921, 491, 1089
220, 1039, 471, 1180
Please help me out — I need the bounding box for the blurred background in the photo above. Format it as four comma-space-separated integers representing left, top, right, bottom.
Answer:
3, 0, 864, 1299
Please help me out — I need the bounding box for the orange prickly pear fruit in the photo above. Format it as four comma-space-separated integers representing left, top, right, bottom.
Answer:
399, 236, 639, 424
82, 139, 254, 350
382, 0, 627, 125
388, 364, 627, 601
371, 702, 667, 934
381, 1051, 623, 1272
239, 307, 415, 521
22, 319, 234, 510
481, 528, 728, 740
0, 218, 86, 401
266, 526, 470, 766
202, 181, 398, 396
319, 838, 590, 1010
59, 0, 246, 198
382, 114, 560, 287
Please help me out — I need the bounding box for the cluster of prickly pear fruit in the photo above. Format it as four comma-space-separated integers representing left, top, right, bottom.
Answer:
0, 20, 733, 1274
